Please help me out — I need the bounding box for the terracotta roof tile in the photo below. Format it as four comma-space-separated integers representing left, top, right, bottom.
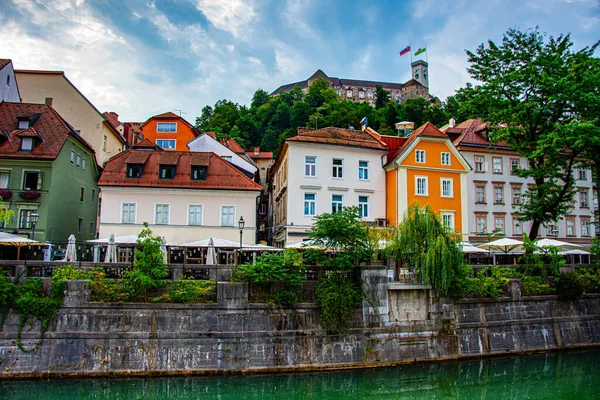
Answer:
385, 122, 449, 166
152, 111, 180, 119
0, 59, 11, 70
102, 112, 121, 129
126, 151, 152, 164
452, 118, 500, 147
248, 151, 273, 159
226, 138, 245, 153
0, 102, 95, 160
160, 152, 180, 165
99, 150, 262, 191
287, 126, 387, 150
133, 138, 159, 149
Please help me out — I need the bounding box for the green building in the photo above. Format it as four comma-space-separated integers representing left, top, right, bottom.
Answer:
0, 101, 99, 243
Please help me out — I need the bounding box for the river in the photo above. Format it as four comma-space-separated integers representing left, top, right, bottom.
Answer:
1, 349, 598, 399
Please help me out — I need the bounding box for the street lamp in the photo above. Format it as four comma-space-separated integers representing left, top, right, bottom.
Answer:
238, 216, 245, 249
30, 210, 39, 240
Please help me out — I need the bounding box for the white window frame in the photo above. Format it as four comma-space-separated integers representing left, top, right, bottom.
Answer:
0, 170, 10, 189
82, 157, 86, 171
304, 193, 316, 216
474, 155, 485, 172
156, 139, 176, 150
494, 216, 505, 234
441, 211, 455, 230
578, 167, 587, 180
494, 186, 504, 204
220, 205, 236, 227
70, 150, 75, 164
415, 150, 426, 164
513, 218, 523, 236
76, 154, 81, 168
566, 219, 575, 236
121, 202, 137, 224
582, 220, 590, 237
305, 156, 317, 177
475, 185, 485, 203
157, 122, 177, 133
358, 196, 369, 218
476, 216, 487, 234
332, 158, 344, 179
21, 137, 33, 151
187, 204, 204, 226
358, 160, 369, 180
441, 178, 453, 198
331, 194, 343, 213
492, 157, 502, 174
441, 152, 451, 166
154, 203, 170, 225
415, 176, 428, 196
580, 190, 589, 208
512, 186, 522, 205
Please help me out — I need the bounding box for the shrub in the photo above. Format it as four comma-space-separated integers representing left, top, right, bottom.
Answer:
315, 274, 361, 334
52, 265, 94, 282
575, 268, 600, 293
166, 278, 216, 303
555, 272, 585, 300
451, 266, 508, 299
521, 276, 553, 296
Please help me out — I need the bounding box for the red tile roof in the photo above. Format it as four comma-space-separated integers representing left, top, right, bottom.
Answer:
287, 126, 387, 150
140, 111, 201, 137
248, 150, 273, 160
102, 112, 121, 129
152, 111, 180, 119
224, 138, 245, 153
385, 122, 450, 166
0, 102, 95, 160
451, 118, 502, 148
0, 59, 11, 70
99, 150, 262, 191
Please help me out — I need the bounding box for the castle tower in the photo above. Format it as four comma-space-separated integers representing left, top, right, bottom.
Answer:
411, 60, 428, 88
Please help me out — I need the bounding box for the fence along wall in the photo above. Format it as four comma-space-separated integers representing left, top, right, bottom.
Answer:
0, 278, 599, 377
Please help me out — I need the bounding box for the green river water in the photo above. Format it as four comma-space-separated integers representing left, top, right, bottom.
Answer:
1, 349, 599, 399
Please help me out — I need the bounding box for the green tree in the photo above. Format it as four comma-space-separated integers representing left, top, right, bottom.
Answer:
250, 89, 270, 109
195, 105, 213, 131
305, 77, 332, 109
375, 84, 390, 109
466, 27, 600, 239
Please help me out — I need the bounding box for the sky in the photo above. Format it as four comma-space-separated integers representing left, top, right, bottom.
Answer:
1, 0, 599, 122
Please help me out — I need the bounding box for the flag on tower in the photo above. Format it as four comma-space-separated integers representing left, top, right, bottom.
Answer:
415, 47, 427, 56
399, 46, 411, 56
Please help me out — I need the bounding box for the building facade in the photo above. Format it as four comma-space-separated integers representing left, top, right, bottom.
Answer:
98, 141, 262, 245
187, 133, 257, 177
448, 118, 595, 243
269, 126, 388, 247
0, 102, 99, 242
139, 112, 200, 152
0, 59, 20, 102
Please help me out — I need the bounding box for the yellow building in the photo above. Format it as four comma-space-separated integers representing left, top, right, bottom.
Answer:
15, 70, 125, 166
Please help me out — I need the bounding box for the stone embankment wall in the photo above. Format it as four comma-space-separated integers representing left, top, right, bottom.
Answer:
0, 267, 599, 378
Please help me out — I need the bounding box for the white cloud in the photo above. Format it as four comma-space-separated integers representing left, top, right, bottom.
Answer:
195, 0, 257, 40
282, 0, 319, 40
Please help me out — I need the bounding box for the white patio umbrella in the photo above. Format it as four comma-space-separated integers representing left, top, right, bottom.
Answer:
535, 238, 582, 248
104, 233, 117, 263
478, 238, 524, 265
205, 238, 218, 265
63, 234, 77, 262
460, 243, 491, 254
160, 236, 168, 264
559, 248, 592, 264
0, 231, 47, 260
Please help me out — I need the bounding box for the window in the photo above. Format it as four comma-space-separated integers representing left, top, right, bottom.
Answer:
441, 152, 451, 165
6, 75, 9, 86
416, 176, 428, 196
19, 209, 36, 229
359, 90, 365, 99
78, 218, 83, 233
475, 185, 486, 203
578, 167, 587, 180
346, 89, 353, 98
91, 189, 96, 204
220, 206, 235, 226
441, 212, 454, 230
513, 217, 523, 235
79, 187, 85, 202
415, 150, 426, 163
121, 203, 136, 223
103, 135, 107, 151
18, 120, 29, 129
582, 219, 591, 237
191, 166, 207, 181
222, 155, 232, 162
510, 159, 520, 174
580, 190, 589, 208
492, 157, 502, 174
474, 156, 484, 172
332, 158, 343, 178
494, 215, 505, 234
76, 154, 81, 168
23, 171, 41, 190
305, 156, 316, 177
82, 158, 86, 171
512, 186, 522, 205
331, 194, 343, 213
188, 205, 203, 225
367, 91, 373, 99
21, 137, 33, 151
157, 123, 177, 133
476, 215, 487, 234
358, 196, 369, 218
44, 97, 53, 106
304, 193, 316, 216
155, 204, 170, 225
70, 150, 75, 164
0, 170, 10, 189
358, 161, 369, 180
159, 165, 176, 180
566, 219, 575, 236
494, 186, 504, 204
126, 164, 143, 178
441, 178, 453, 197
90, 222, 95, 236
156, 139, 176, 150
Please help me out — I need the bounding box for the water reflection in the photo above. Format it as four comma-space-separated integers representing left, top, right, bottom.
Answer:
1, 350, 598, 399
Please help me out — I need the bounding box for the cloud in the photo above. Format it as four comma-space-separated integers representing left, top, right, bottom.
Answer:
195, 0, 257, 40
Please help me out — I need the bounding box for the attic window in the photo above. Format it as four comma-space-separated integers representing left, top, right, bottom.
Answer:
126, 164, 143, 178
191, 166, 207, 181
159, 165, 176, 180
6, 75, 9, 86
18, 120, 29, 130
21, 137, 34, 152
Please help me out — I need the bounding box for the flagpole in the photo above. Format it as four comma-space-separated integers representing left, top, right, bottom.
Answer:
410, 44, 413, 64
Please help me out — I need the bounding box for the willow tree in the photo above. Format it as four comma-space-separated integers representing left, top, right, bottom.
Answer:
384, 203, 463, 294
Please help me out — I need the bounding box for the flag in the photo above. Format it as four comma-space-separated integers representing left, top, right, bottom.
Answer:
415, 47, 427, 56
399, 46, 411, 56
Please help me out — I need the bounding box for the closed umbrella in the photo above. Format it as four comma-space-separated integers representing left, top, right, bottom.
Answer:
205, 238, 217, 265
160, 236, 168, 264
63, 234, 77, 262
104, 233, 117, 263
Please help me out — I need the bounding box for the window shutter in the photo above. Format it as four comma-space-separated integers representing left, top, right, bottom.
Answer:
37, 172, 43, 190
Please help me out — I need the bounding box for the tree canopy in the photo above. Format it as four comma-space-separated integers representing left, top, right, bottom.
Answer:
465, 27, 600, 239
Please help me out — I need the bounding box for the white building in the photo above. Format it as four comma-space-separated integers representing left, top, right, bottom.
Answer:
0, 59, 20, 102
269, 126, 388, 247
187, 133, 257, 177
447, 119, 594, 243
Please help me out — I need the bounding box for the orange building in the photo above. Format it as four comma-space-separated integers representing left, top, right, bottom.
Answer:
140, 112, 200, 151
381, 122, 471, 236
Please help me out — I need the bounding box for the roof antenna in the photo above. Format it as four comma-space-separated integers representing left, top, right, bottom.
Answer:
174, 109, 187, 117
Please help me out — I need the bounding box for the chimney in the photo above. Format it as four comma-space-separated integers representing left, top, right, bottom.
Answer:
254, 147, 260, 154
449, 118, 456, 128
110, 112, 119, 121
360, 117, 368, 131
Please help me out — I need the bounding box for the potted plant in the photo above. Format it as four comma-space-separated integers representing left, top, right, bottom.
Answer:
19, 190, 41, 200
0, 189, 13, 200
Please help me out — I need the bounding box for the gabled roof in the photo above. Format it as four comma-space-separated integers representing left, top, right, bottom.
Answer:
286, 126, 388, 150
140, 111, 201, 136
223, 138, 245, 154
0, 102, 96, 160
102, 112, 121, 129
152, 111, 180, 119
0, 59, 11, 70
133, 138, 160, 150
99, 150, 262, 191
450, 118, 504, 148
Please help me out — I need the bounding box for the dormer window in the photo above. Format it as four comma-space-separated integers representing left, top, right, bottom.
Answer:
21, 137, 34, 151
159, 165, 176, 180
18, 120, 29, 129
126, 164, 143, 178
191, 166, 207, 181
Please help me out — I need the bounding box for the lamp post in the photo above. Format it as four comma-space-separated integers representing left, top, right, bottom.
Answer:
30, 210, 39, 240
238, 216, 245, 249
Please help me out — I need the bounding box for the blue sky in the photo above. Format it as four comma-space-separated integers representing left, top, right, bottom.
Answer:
1, 0, 598, 122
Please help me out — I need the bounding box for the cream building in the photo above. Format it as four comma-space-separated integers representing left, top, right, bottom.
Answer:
269, 126, 388, 247
15, 70, 125, 165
